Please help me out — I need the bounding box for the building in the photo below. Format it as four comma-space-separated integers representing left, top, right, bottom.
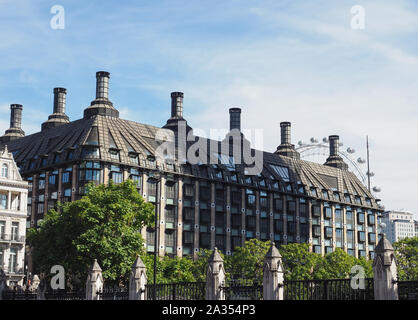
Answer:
382, 210, 415, 244
0, 71, 384, 271
0, 146, 28, 286
415, 220, 418, 237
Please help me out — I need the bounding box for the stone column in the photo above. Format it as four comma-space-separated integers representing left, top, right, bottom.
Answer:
177, 178, 184, 258
263, 244, 284, 300
226, 186, 231, 255
205, 248, 226, 300
241, 188, 246, 246
373, 235, 398, 300
85, 259, 104, 300
210, 183, 216, 250
158, 177, 166, 257
129, 256, 147, 300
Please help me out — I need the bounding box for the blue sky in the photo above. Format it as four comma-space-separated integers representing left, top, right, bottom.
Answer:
1, 0, 418, 219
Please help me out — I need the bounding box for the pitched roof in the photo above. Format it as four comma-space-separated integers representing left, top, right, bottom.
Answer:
0, 113, 381, 209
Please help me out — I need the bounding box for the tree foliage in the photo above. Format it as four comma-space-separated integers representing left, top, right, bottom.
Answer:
27, 180, 155, 287
279, 243, 321, 280
393, 236, 418, 280
225, 239, 271, 283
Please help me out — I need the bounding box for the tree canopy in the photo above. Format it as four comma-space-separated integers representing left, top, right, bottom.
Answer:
393, 236, 418, 280
27, 180, 155, 287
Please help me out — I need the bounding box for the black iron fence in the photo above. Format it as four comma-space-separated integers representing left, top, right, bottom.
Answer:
146, 282, 206, 300
221, 279, 263, 300
2, 288, 38, 300
43, 289, 86, 300
284, 278, 374, 300
98, 287, 129, 300
397, 280, 418, 300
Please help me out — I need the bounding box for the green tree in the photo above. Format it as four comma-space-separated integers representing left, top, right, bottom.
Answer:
313, 248, 358, 279
27, 180, 155, 287
225, 239, 271, 283
279, 243, 321, 280
393, 236, 418, 280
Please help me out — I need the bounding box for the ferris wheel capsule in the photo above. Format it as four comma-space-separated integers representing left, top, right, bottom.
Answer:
323, 137, 328, 143
346, 147, 355, 154
310, 137, 318, 143
298, 140, 304, 146
367, 171, 375, 177
357, 157, 366, 164
372, 186, 381, 192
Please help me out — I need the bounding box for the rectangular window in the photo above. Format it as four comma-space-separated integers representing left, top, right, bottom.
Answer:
62, 172, 70, 184
0, 194, 7, 209
9, 248, 17, 273
11, 222, 19, 241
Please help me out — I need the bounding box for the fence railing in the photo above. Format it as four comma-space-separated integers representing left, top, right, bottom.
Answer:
98, 287, 129, 300
221, 279, 263, 300
145, 282, 206, 300
397, 280, 418, 300
44, 289, 86, 300
284, 278, 374, 300
2, 288, 38, 300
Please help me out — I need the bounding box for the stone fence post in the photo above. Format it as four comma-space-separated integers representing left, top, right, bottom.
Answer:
373, 235, 398, 300
205, 247, 226, 300
263, 244, 284, 300
86, 259, 104, 300
129, 256, 147, 300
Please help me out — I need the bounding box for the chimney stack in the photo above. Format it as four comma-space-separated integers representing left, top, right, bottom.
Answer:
0, 104, 25, 143
95, 71, 110, 101
229, 108, 241, 131
274, 121, 300, 159
329, 135, 339, 157
10, 104, 23, 130
171, 92, 184, 119
280, 122, 291, 145
41, 88, 70, 131
53, 87, 67, 114
324, 135, 348, 170
84, 71, 119, 118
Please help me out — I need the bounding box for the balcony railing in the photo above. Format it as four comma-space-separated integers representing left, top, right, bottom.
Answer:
0, 234, 26, 243
0, 266, 25, 275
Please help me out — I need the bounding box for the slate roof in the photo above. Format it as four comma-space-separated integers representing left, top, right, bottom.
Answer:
0, 112, 381, 210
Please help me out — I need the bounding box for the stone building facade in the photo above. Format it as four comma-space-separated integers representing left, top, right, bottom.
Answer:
382, 210, 416, 244
0, 146, 28, 286
0, 71, 383, 269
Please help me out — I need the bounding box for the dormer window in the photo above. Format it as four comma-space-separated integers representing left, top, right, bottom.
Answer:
41, 156, 48, 167
54, 153, 61, 164
82, 146, 100, 159
128, 152, 139, 165
109, 149, 120, 161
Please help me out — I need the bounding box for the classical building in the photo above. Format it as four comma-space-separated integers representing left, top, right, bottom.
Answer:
0, 146, 28, 286
0, 71, 383, 269
381, 210, 415, 244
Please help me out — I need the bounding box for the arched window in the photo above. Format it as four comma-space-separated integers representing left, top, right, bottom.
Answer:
1, 164, 8, 178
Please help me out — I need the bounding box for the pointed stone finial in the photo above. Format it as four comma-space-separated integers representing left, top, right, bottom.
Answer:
90, 259, 102, 272
130, 256, 147, 300
205, 247, 226, 300
209, 247, 223, 263
263, 244, 284, 300
265, 244, 282, 259
373, 234, 398, 300
86, 259, 103, 300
